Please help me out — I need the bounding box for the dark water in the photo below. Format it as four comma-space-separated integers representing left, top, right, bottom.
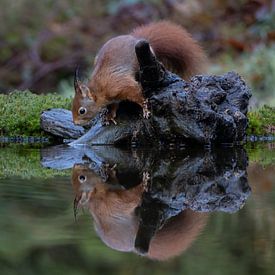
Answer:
0, 143, 274, 275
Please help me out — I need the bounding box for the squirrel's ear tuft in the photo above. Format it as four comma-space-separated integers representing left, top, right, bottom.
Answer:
74, 66, 82, 95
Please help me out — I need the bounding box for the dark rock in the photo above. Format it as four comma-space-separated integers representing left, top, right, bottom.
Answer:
67, 71, 251, 146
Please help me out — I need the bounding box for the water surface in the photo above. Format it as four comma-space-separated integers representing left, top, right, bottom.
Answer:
0, 143, 274, 275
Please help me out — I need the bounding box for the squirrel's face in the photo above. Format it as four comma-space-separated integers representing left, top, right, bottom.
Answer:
72, 70, 100, 125
72, 163, 106, 208
72, 84, 100, 125
72, 163, 102, 191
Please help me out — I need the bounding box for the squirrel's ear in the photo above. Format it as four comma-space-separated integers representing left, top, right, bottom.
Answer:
79, 84, 92, 99
74, 67, 95, 100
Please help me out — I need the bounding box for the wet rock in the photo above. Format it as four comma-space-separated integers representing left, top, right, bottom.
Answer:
40, 71, 251, 146
40, 108, 85, 139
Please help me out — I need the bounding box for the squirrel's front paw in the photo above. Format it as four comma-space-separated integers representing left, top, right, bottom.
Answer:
142, 171, 150, 191
142, 100, 151, 119
143, 108, 151, 119
102, 116, 117, 126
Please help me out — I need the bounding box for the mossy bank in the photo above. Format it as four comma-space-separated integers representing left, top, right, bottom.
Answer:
247, 105, 275, 136
0, 91, 274, 137
0, 91, 71, 136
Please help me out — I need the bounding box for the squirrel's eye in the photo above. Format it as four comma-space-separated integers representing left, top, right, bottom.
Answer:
78, 107, 87, 115
78, 175, 86, 183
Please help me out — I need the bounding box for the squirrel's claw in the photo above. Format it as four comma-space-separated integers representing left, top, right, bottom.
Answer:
110, 118, 117, 125
103, 116, 117, 126
142, 171, 150, 192
142, 100, 151, 119
103, 103, 118, 126
143, 108, 151, 119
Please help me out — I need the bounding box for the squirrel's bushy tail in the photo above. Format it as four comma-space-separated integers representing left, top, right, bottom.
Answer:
131, 21, 207, 79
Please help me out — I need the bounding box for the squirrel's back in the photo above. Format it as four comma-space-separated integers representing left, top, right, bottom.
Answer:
131, 21, 207, 79
72, 21, 207, 125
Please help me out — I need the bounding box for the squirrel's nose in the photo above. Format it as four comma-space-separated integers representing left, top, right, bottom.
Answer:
73, 120, 81, 125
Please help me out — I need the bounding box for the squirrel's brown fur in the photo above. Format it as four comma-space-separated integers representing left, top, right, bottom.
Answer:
132, 21, 207, 79
72, 21, 207, 125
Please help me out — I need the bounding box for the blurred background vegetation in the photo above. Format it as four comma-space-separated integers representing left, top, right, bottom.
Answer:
0, 0, 274, 107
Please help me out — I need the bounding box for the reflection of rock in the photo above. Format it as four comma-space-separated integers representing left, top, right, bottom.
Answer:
147, 148, 250, 214
42, 145, 250, 214
71, 162, 207, 259
42, 145, 251, 258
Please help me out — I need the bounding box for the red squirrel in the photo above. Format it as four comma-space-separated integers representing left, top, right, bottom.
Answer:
72, 21, 207, 125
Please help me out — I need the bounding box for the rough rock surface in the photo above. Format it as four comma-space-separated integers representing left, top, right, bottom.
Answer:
41, 71, 251, 145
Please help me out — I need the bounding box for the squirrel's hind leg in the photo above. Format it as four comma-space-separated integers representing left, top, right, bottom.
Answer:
125, 88, 151, 119
141, 99, 151, 119
104, 103, 119, 125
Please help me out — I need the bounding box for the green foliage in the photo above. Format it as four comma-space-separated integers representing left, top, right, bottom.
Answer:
242, 45, 275, 106
247, 105, 275, 136
0, 0, 118, 90
211, 45, 275, 106
58, 78, 75, 98
0, 91, 71, 136
250, 12, 275, 39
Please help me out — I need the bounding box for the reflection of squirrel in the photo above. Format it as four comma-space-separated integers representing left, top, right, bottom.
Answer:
72, 21, 207, 125
72, 163, 147, 222
72, 163, 147, 251
71, 164, 207, 259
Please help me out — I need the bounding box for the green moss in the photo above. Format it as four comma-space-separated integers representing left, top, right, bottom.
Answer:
247, 105, 275, 136
0, 91, 71, 136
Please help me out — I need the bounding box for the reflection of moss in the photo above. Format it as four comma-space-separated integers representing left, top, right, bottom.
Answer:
0, 91, 71, 136
0, 145, 70, 179
247, 105, 275, 136
245, 142, 275, 167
